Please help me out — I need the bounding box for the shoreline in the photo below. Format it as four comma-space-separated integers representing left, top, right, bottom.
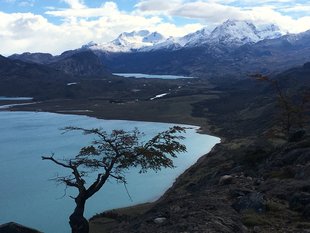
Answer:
3, 97, 220, 137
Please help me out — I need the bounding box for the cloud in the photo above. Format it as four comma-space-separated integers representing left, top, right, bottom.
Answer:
0, 2, 202, 55
135, 0, 182, 12
45, 1, 118, 18
281, 4, 310, 13
136, 0, 310, 32
62, 0, 85, 9
172, 2, 245, 22
0, 1, 310, 55
18, 0, 35, 7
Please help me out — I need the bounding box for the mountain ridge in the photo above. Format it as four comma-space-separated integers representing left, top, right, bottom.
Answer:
6, 19, 310, 79
83, 19, 284, 53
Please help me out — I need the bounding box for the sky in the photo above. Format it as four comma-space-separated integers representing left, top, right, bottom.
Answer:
0, 0, 310, 55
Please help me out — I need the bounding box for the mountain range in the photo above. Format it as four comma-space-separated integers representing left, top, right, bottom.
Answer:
7, 19, 310, 79
82, 19, 284, 52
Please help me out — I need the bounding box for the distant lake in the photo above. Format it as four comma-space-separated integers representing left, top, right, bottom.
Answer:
0, 111, 220, 233
113, 73, 194, 79
0, 96, 33, 101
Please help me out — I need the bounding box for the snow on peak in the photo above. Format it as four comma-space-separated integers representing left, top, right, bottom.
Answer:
83, 20, 284, 53
143, 32, 165, 43
81, 41, 98, 49
88, 30, 166, 52
178, 27, 212, 47
207, 19, 284, 46
208, 20, 260, 45
256, 23, 283, 39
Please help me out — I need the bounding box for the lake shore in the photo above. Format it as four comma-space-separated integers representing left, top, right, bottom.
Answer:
4, 94, 220, 137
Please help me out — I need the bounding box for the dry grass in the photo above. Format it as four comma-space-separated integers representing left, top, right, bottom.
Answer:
90, 203, 154, 233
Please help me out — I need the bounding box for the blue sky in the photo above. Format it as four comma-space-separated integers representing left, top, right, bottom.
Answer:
0, 0, 309, 55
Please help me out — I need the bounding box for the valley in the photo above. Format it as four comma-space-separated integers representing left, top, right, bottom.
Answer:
1, 17, 310, 233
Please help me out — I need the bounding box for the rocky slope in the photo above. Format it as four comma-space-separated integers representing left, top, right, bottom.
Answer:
49, 51, 111, 77
0, 53, 113, 99
105, 137, 310, 233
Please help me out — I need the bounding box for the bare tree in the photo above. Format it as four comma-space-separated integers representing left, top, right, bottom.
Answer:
42, 126, 187, 233
251, 74, 310, 140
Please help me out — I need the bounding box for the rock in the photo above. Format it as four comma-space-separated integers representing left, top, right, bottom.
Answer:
153, 217, 167, 224
289, 130, 306, 142
219, 175, 234, 185
253, 226, 261, 233
295, 165, 310, 180
0, 222, 42, 233
289, 192, 310, 212
303, 204, 310, 218
232, 192, 266, 213
170, 205, 181, 213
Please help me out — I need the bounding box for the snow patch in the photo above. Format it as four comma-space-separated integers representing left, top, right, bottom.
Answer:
67, 82, 78, 86
150, 93, 169, 100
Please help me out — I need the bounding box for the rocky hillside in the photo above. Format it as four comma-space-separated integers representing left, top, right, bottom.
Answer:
49, 51, 111, 77
103, 136, 310, 233
0, 53, 112, 100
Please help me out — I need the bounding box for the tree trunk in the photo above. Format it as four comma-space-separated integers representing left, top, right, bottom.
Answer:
69, 196, 89, 233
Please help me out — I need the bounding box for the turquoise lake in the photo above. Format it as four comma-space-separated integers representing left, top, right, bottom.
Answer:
113, 73, 194, 79
0, 111, 220, 233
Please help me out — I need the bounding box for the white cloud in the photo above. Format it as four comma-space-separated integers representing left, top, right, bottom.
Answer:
0, 1, 310, 55
18, 0, 35, 7
46, 2, 118, 18
172, 2, 245, 22
0, 2, 202, 55
137, 0, 310, 33
62, 0, 85, 9
281, 4, 310, 13
135, 0, 182, 12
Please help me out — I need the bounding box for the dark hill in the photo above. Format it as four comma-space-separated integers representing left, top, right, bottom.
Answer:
9, 52, 54, 64
0, 222, 42, 233
50, 51, 112, 77
0, 54, 112, 99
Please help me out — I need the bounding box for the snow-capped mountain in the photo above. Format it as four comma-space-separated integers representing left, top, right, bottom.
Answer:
85, 30, 166, 53
207, 19, 283, 46
140, 37, 182, 52
178, 27, 212, 47
256, 24, 283, 40
83, 20, 284, 53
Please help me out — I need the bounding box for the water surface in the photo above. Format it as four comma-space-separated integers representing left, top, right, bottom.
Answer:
113, 73, 194, 79
0, 96, 33, 101
0, 111, 219, 233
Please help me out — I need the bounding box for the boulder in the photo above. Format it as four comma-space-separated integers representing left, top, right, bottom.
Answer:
289, 130, 306, 142
289, 192, 310, 212
153, 217, 167, 224
219, 175, 234, 185
0, 222, 42, 233
232, 192, 266, 213
303, 204, 310, 218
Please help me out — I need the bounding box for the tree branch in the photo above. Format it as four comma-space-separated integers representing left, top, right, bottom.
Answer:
42, 155, 72, 169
